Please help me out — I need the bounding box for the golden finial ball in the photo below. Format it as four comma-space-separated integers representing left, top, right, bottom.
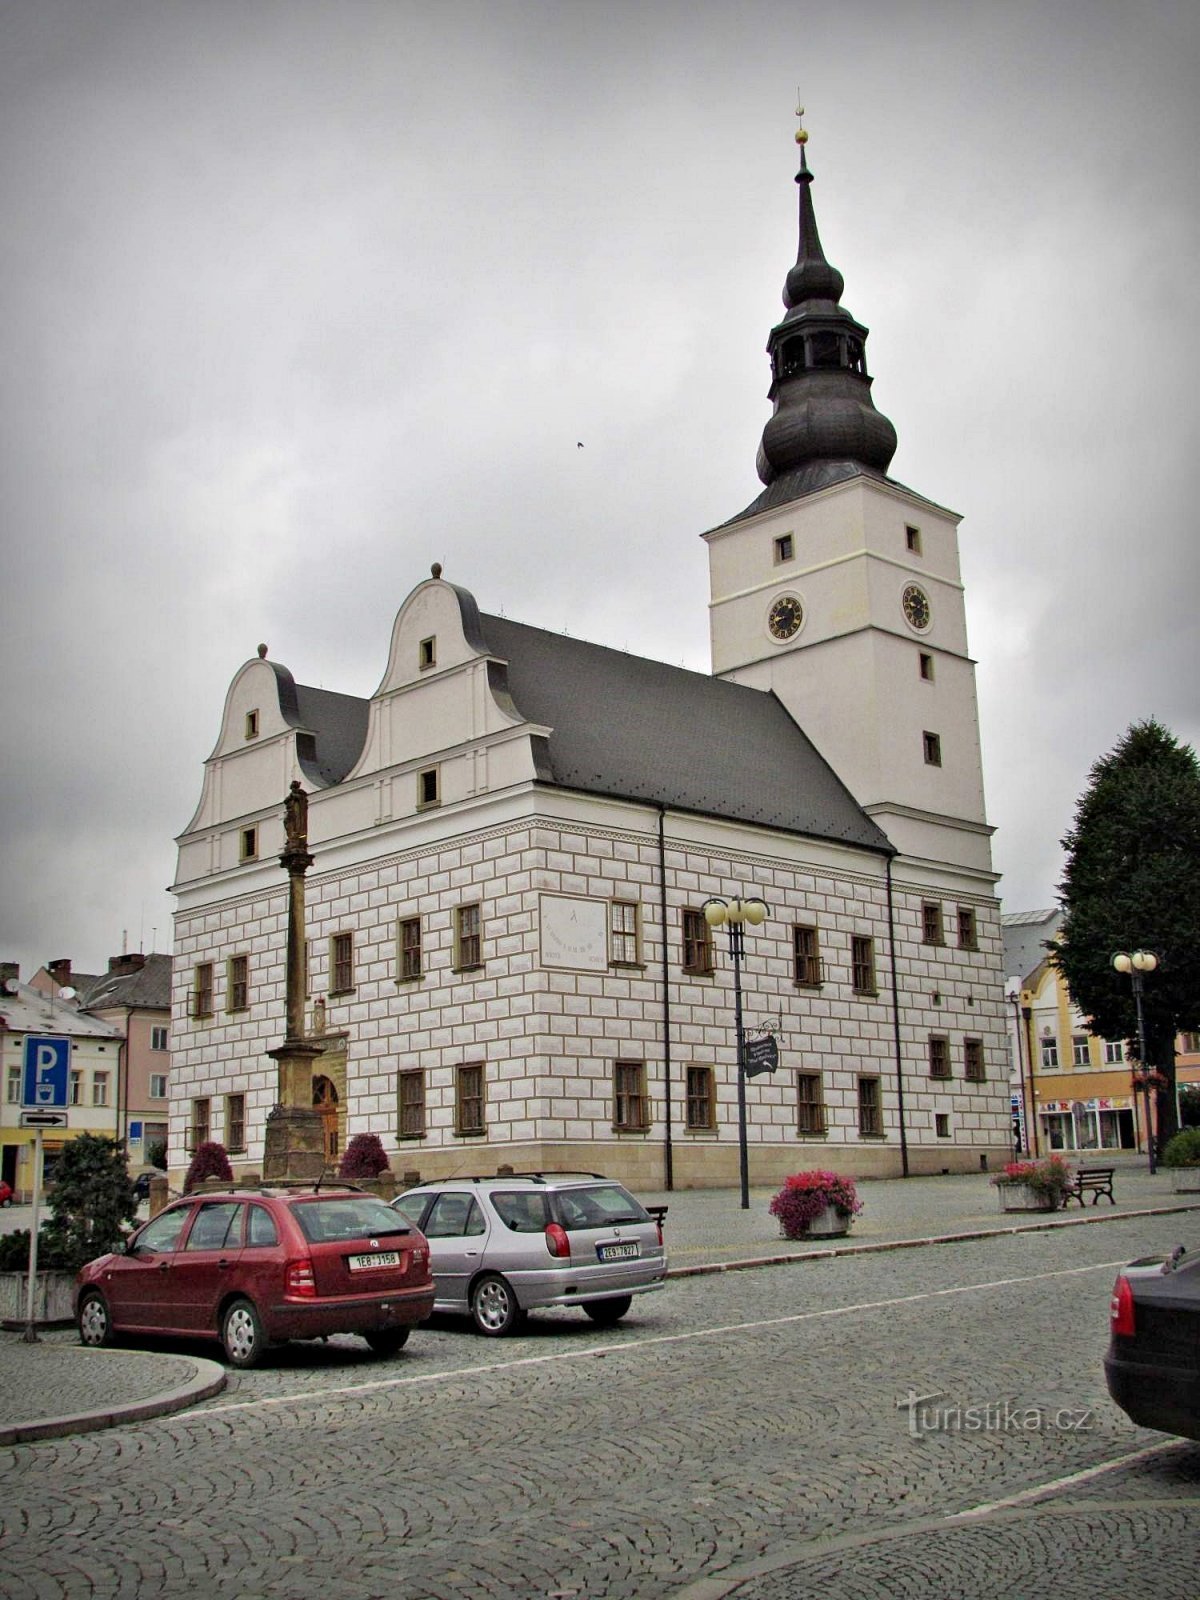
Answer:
795, 129, 809, 145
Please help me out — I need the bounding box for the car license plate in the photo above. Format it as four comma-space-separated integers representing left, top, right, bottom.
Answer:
596, 1241, 640, 1262
348, 1251, 401, 1271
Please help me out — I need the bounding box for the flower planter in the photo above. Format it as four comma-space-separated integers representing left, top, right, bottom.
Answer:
1168, 1167, 1200, 1194
0, 1269, 77, 1329
997, 1183, 1059, 1214
779, 1206, 851, 1239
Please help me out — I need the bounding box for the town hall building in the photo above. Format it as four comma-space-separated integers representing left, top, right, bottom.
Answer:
170, 135, 1010, 1189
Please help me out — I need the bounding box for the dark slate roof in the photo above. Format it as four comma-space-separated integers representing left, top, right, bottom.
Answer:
76, 953, 172, 1012
293, 685, 370, 786
478, 613, 893, 854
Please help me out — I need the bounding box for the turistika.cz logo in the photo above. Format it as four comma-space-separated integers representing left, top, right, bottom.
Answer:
897, 1389, 1094, 1439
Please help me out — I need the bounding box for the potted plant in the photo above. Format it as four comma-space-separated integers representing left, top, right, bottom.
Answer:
770, 1170, 863, 1239
992, 1156, 1073, 1212
1161, 1127, 1200, 1193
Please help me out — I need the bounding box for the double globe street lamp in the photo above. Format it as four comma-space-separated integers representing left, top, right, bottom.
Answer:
1112, 949, 1159, 1175
703, 895, 770, 1210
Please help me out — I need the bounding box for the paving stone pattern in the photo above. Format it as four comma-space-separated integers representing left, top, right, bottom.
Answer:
2, 1216, 1197, 1598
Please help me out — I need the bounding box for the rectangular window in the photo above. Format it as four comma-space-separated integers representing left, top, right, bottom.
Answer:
5, 1065, 19, 1103
613, 1061, 648, 1131
149, 1073, 168, 1099
796, 1071, 826, 1135
92, 1072, 109, 1108
919, 651, 934, 682
193, 962, 214, 1019
417, 766, 440, 809
1104, 1039, 1125, 1063
685, 1066, 715, 1131
964, 1038, 985, 1082
682, 910, 713, 975
793, 924, 822, 988
189, 1097, 211, 1151
150, 1025, 169, 1052
923, 731, 942, 767
419, 636, 436, 670
330, 932, 354, 995
935, 1112, 951, 1138
1041, 1037, 1059, 1069
398, 917, 422, 981
1178, 1033, 1200, 1054
928, 1035, 952, 1079
239, 825, 258, 862
906, 523, 922, 554
857, 1076, 883, 1137
851, 935, 877, 996
774, 533, 794, 563
225, 1093, 246, 1153
227, 954, 249, 1014
610, 901, 639, 965
454, 904, 483, 971
922, 902, 944, 945
398, 1070, 426, 1138
244, 709, 259, 739
454, 1063, 485, 1136
956, 906, 978, 950
1072, 1034, 1090, 1067
70, 1070, 83, 1106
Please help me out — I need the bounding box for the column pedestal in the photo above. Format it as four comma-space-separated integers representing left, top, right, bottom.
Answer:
263, 1040, 327, 1183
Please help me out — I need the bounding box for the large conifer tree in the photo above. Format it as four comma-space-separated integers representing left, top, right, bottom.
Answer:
1053, 719, 1200, 1148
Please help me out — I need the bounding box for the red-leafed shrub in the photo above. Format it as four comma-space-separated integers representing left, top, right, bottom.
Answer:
769, 1170, 863, 1238
338, 1133, 391, 1181
184, 1141, 234, 1192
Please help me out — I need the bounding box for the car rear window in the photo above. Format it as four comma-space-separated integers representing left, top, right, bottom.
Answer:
491, 1191, 550, 1231
291, 1197, 414, 1244
551, 1185, 650, 1231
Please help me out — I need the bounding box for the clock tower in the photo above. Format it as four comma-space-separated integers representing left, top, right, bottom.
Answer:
705, 127, 994, 886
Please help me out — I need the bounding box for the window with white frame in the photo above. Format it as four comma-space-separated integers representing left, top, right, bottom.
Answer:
5, 1065, 19, 1104
1041, 1037, 1059, 1069
1071, 1035, 1090, 1067
149, 1073, 168, 1099
150, 1025, 169, 1052
92, 1071, 110, 1107
1103, 1039, 1125, 1064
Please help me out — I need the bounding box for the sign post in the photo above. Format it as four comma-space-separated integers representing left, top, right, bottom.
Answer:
20, 1036, 70, 1344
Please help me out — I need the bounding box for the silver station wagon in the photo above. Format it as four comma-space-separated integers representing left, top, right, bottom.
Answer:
392, 1172, 668, 1335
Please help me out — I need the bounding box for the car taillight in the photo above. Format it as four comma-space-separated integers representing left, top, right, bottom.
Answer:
1110, 1275, 1135, 1337
544, 1222, 570, 1259
285, 1258, 316, 1297
654, 1217, 664, 1247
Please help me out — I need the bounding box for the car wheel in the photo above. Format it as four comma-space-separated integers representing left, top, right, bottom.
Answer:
583, 1295, 633, 1326
470, 1273, 526, 1337
364, 1328, 411, 1357
221, 1297, 266, 1369
78, 1289, 115, 1348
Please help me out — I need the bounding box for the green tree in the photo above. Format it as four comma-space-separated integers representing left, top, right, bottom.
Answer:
41, 1134, 138, 1271
1053, 719, 1200, 1149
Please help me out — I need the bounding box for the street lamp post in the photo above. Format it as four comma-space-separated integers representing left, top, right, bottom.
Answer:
703, 894, 769, 1211
1112, 950, 1158, 1175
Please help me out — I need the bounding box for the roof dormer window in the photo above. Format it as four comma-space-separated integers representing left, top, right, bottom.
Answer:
245, 709, 259, 739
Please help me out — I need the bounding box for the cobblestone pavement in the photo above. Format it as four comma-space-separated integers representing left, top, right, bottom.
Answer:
1, 1213, 1197, 1598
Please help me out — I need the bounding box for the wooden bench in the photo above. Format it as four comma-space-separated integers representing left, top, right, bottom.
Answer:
1064, 1166, 1116, 1206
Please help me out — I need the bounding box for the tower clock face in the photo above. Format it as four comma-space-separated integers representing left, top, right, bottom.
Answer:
768, 594, 804, 640
901, 584, 931, 631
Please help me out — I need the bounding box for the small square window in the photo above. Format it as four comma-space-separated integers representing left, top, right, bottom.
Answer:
239, 826, 258, 861
244, 709, 259, 739
906, 524, 922, 554
923, 731, 942, 767
419, 636, 436, 671
417, 767, 440, 809
774, 533, 794, 564
919, 652, 934, 682
935, 1112, 951, 1138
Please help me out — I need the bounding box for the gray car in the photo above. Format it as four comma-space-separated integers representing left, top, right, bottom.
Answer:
391, 1172, 667, 1335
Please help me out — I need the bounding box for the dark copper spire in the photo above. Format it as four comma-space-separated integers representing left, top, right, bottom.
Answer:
752, 118, 897, 499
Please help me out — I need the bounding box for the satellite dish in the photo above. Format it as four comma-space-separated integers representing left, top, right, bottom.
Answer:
58, 986, 77, 1001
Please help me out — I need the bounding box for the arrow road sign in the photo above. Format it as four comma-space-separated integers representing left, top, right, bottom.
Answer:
20, 1111, 68, 1128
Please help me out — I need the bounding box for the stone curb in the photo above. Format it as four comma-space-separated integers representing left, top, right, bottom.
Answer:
0, 1350, 227, 1447
666, 1200, 1200, 1279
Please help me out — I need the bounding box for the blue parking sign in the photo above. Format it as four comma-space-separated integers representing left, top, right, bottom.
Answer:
22, 1035, 71, 1109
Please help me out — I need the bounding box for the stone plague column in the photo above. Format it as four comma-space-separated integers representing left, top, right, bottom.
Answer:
262, 781, 327, 1181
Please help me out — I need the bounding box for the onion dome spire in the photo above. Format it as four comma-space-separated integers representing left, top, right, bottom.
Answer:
751, 111, 897, 504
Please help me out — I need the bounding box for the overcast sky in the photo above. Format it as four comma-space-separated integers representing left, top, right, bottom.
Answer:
2, 0, 1197, 982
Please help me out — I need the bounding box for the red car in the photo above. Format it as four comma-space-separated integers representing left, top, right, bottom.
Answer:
0, 1179, 13, 1207
76, 1187, 434, 1368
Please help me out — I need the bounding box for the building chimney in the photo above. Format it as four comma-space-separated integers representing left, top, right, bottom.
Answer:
48, 958, 72, 986
107, 953, 147, 975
